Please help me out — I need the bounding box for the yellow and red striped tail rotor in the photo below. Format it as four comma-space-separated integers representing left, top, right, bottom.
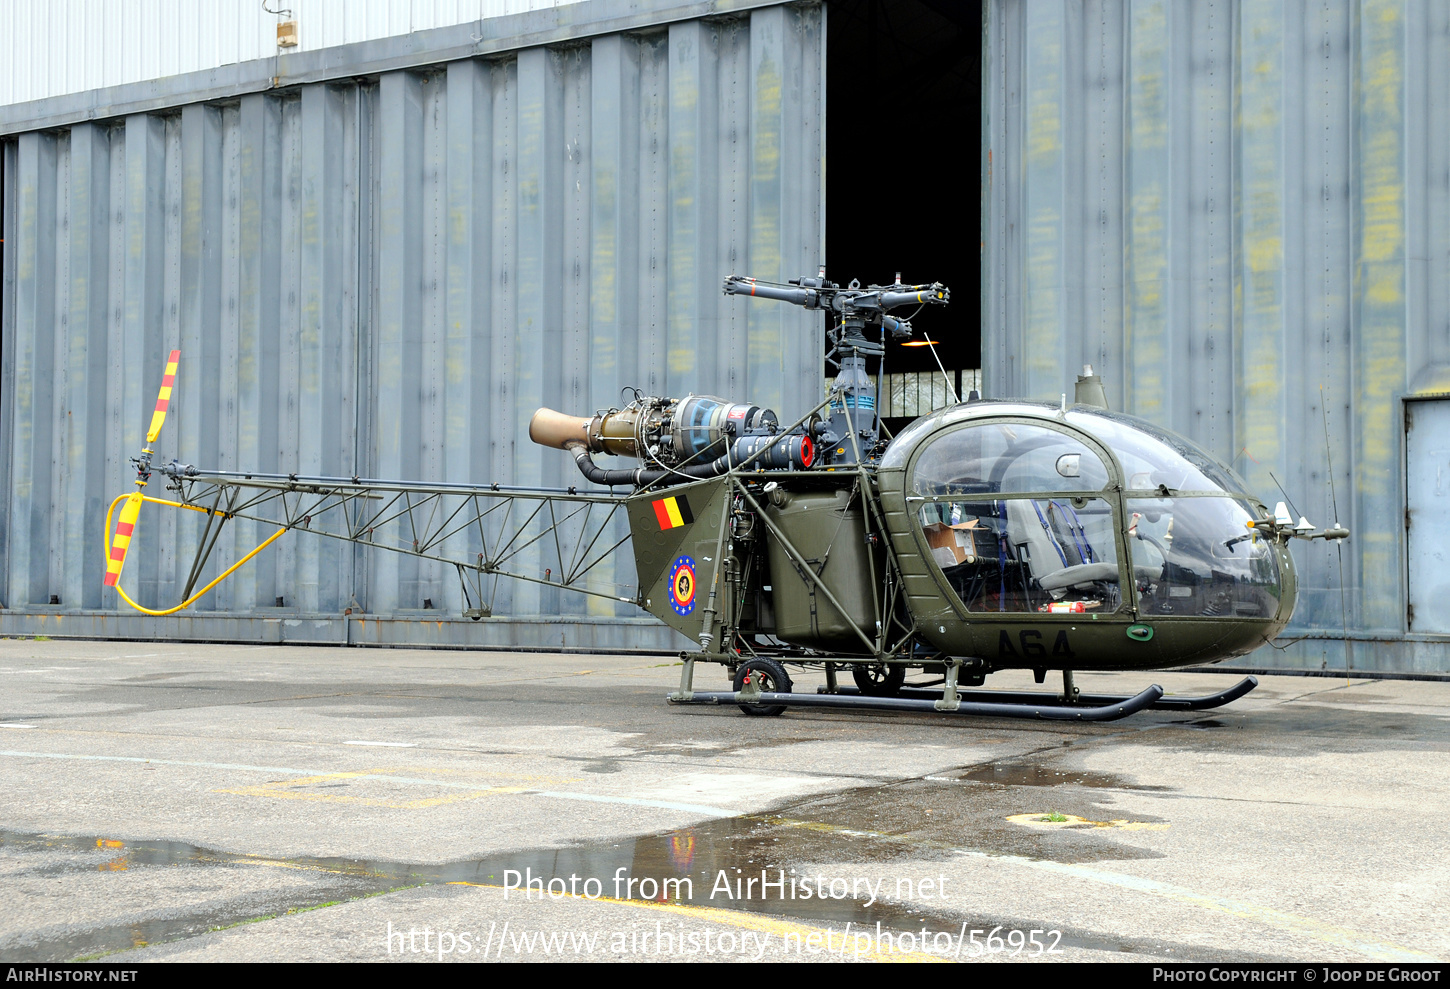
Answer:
99, 344, 282, 613
105, 348, 179, 592
103, 492, 144, 587
146, 349, 180, 444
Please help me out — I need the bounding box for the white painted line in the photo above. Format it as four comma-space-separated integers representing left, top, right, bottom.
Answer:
0, 750, 504, 791
344, 740, 417, 748
0, 750, 317, 774
0, 750, 738, 817
0, 724, 36, 729
535, 790, 737, 818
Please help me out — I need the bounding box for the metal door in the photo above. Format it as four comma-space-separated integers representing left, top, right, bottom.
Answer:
1407, 399, 1450, 633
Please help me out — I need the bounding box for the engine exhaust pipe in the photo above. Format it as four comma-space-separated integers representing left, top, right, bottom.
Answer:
527, 408, 593, 451
528, 407, 642, 458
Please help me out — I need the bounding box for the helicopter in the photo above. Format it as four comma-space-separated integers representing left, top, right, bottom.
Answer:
104, 269, 1348, 724
526, 270, 1350, 721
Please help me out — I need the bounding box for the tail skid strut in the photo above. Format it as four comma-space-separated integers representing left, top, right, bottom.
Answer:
102, 492, 287, 616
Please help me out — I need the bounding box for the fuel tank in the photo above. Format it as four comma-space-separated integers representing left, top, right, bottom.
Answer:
762, 487, 879, 652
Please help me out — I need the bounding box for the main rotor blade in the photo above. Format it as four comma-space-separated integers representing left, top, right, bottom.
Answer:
103, 492, 145, 587
146, 350, 180, 444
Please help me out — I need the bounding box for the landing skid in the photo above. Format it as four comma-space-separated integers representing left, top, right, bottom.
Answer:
668, 675, 1258, 722
831, 675, 1260, 712
670, 684, 1165, 722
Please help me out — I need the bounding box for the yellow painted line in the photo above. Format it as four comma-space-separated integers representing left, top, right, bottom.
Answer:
445, 883, 945, 963
213, 767, 558, 810
215, 783, 522, 809
194, 853, 404, 879
750, 814, 894, 839
1005, 813, 1169, 831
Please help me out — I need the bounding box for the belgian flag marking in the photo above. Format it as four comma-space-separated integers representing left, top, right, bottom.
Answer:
651, 495, 694, 530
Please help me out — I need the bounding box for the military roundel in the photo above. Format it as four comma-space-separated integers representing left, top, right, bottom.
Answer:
669, 556, 697, 616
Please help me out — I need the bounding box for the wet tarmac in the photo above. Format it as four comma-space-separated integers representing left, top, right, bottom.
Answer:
1, 810, 1277, 964
0, 639, 1446, 963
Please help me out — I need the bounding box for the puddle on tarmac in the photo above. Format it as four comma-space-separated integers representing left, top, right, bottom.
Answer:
0, 829, 400, 962
951, 762, 1172, 790
2, 754, 1203, 965
1, 814, 1237, 964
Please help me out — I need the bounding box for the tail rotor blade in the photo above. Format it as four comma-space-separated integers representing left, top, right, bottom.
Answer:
103, 492, 145, 588
106, 349, 179, 593
146, 349, 180, 444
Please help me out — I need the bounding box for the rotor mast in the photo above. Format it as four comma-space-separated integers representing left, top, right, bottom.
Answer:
723, 269, 949, 463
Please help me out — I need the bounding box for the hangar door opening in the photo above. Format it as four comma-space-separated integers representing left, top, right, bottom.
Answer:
826, 0, 983, 436
1406, 399, 1450, 634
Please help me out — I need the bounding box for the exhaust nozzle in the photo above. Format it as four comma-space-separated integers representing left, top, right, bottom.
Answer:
528, 408, 594, 451
530, 406, 643, 458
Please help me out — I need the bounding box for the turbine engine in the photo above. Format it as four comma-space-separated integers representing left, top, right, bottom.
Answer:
529, 393, 813, 487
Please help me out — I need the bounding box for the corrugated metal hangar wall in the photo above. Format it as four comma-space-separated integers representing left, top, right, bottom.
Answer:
983, 0, 1450, 672
0, 0, 824, 649
5, 0, 1447, 672
0, 0, 588, 107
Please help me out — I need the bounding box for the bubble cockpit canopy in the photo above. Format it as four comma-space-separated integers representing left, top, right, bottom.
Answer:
887, 403, 1283, 622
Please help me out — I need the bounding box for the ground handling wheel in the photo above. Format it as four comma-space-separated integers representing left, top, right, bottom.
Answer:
733, 658, 792, 717
851, 662, 906, 697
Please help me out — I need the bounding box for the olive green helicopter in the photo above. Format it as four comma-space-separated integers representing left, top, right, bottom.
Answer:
111, 269, 1348, 724
526, 270, 1350, 722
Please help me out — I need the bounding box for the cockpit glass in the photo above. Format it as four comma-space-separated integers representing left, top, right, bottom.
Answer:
880, 410, 947, 470
910, 423, 1122, 614
917, 496, 1124, 614
1126, 497, 1282, 617
1065, 410, 1247, 494
910, 422, 1111, 496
